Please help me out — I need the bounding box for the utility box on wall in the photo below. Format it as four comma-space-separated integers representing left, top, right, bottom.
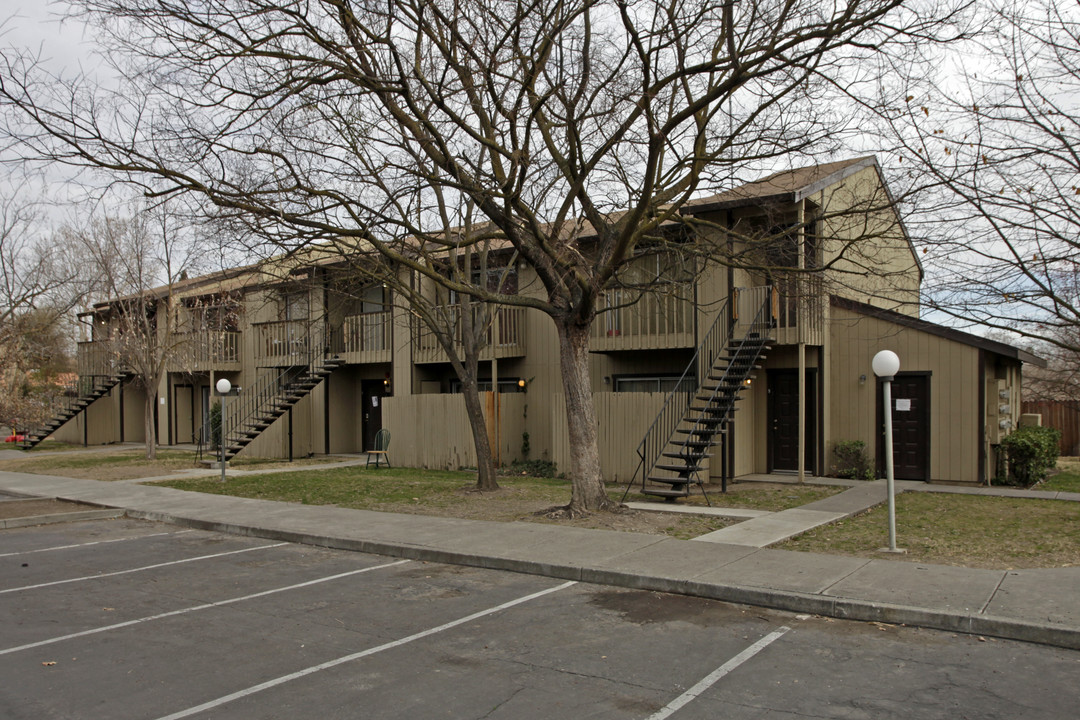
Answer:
987, 379, 1012, 445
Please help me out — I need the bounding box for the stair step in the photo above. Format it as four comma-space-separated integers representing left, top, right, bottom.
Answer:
641, 487, 691, 498
671, 439, 720, 449
674, 428, 723, 437
647, 475, 700, 486
653, 463, 706, 473
662, 451, 709, 461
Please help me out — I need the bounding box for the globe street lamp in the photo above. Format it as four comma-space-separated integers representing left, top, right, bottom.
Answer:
872, 350, 904, 553
216, 378, 231, 483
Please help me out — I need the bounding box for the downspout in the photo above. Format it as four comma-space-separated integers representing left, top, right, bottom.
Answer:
797, 201, 806, 484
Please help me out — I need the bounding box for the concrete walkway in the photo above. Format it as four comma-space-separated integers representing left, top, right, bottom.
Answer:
1, 468, 1079, 651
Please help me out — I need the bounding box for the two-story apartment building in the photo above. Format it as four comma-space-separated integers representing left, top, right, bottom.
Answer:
39, 156, 1042, 488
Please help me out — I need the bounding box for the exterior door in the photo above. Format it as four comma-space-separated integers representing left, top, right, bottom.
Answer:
878, 373, 931, 481
361, 380, 386, 452
174, 385, 194, 444
767, 369, 817, 473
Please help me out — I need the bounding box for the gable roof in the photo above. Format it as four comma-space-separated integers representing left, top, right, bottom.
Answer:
831, 295, 1047, 367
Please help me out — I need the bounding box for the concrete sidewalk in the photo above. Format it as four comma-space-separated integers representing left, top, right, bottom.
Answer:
1, 470, 1078, 651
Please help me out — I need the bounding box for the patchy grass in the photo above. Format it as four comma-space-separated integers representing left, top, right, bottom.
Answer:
625, 481, 842, 511
154, 466, 736, 539
13, 440, 89, 452
1038, 457, 1080, 493
779, 491, 1080, 569
0, 449, 348, 481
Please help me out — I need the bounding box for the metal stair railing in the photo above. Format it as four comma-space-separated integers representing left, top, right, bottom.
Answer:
20, 371, 127, 449
621, 286, 773, 502
219, 324, 335, 457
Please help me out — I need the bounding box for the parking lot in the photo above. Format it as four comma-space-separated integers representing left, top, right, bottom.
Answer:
2, 516, 1079, 719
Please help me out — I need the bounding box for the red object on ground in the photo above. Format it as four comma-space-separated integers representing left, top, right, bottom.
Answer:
5, 434, 26, 442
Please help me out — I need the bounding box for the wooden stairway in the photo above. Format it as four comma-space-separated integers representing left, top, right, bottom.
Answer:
19, 373, 130, 450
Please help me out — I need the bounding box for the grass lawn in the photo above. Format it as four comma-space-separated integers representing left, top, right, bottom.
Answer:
1038, 457, 1080, 493
625, 481, 842, 511
0, 449, 346, 481
154, 467, 744, 539
779, 491, 1080, 569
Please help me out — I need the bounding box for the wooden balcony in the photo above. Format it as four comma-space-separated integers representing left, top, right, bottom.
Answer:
337, 311, 392, 364
170, 331, 242, 371
590, 285, 695, 351
413, 306, 526, 364
77, 341, 122, 377
253, 320, 319, 366
768, 278, 825, 346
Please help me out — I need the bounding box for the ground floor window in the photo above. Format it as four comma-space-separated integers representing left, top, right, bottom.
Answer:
614, 375, 695, 393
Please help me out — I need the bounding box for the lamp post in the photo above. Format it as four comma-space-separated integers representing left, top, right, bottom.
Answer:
216, 378, 231, 483
872, 350, 904, 553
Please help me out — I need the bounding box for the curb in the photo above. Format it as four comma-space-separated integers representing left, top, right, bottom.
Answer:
1, 509, 126, 529
121, 508, 1080, 652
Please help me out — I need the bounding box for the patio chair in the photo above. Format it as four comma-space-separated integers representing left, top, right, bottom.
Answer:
367, 428, 391, 468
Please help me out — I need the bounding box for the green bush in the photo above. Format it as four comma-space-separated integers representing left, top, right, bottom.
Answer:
207, 401, 222, 451
503, 458, 558, 478
1000, 425, 1061, 487
832, 440, 875, 480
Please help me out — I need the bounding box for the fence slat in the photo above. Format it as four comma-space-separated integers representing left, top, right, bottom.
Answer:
1022, 400, 1080, 456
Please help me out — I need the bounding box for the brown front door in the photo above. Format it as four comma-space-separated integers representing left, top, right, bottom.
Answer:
878, 373, 931, 481
361, 380, 386, 451
768, 369, 817, 473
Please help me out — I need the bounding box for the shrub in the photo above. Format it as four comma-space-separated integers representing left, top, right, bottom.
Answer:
832, 440, 874, 480
206, 401, 222, 451
503, 458, 558, 478
1000, 425, 1061, 487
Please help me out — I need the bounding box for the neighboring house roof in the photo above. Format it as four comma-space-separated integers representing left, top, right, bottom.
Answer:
831, 295, 1047, 367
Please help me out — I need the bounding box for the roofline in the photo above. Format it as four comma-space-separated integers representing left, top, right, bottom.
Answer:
830, 296, 1047, 367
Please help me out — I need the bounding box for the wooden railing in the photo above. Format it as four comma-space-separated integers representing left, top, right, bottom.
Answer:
253, 320, 319, 365
590, 284, 695, 350
413, 306, 526, 364
336, 311, 392, 363
771, 276, 825, 346
76, 341, 122, 377
172, 331, 241, 368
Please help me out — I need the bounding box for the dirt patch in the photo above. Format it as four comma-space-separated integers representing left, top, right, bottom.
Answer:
0, 498, 98, 520
376, 485, 736, 539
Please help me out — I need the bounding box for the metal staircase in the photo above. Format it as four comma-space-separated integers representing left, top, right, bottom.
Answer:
216, 327, 342, 462
19, 372, 130, 450
622, 286, 775, 504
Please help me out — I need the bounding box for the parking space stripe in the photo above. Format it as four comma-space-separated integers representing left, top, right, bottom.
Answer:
153, 580, 578, 720
646, 626, 792, 720
0, 559, 410, 656
0, 530, 193, 558
0, 542, 288, 595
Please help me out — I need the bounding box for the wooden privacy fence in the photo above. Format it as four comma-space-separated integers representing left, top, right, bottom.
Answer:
1022, 400, 1080, 456
384, 392, 526, 470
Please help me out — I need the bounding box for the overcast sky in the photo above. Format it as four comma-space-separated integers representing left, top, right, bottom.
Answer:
2, 1, 97, 75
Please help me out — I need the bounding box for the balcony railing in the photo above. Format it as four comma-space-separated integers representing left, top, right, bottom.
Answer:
590, 284, 695, 350
335, 311, 392, 364
77, 341, 122, 377
170, 330, 241, 370
771, 276, 825, 346
253, 320, 319, 365
413, 306, 526, 364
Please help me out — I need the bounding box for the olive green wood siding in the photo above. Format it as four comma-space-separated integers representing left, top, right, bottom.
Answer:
829, 306, 980, 484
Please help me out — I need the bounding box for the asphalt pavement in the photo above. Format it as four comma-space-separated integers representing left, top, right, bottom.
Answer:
1, 464, 1078, 651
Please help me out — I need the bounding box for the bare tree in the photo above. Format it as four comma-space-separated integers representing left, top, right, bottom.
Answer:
0, 0, 963, 513
72, 204, 206, 458
873, 0, 1080, 352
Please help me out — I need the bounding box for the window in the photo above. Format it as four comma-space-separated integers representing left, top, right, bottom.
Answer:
450, 378, 525, 393
614, 375, 696, 393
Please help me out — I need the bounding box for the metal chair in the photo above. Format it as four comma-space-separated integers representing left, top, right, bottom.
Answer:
367, 428, 391, 467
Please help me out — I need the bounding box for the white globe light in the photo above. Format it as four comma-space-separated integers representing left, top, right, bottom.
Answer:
872, 350, 900, 378
216, 378, 232, 395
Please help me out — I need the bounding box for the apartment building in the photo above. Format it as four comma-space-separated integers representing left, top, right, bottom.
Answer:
41, 156, 1042, 487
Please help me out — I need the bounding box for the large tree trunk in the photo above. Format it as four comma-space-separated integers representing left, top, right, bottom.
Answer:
555, 318, 619, 516
460, 377, 499, 491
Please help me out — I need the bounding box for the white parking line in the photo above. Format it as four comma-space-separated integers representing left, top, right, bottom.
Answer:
0, 530, 194, 558
646, 626, 792, 720
0, 543, 288, 595
153, 580, 578, 720
0, 559, 411, 656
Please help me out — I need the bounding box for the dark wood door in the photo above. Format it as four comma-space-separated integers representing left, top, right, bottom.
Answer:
768, 369, 817, 472
878, 373, 930, 481
361, 380, 386, 451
